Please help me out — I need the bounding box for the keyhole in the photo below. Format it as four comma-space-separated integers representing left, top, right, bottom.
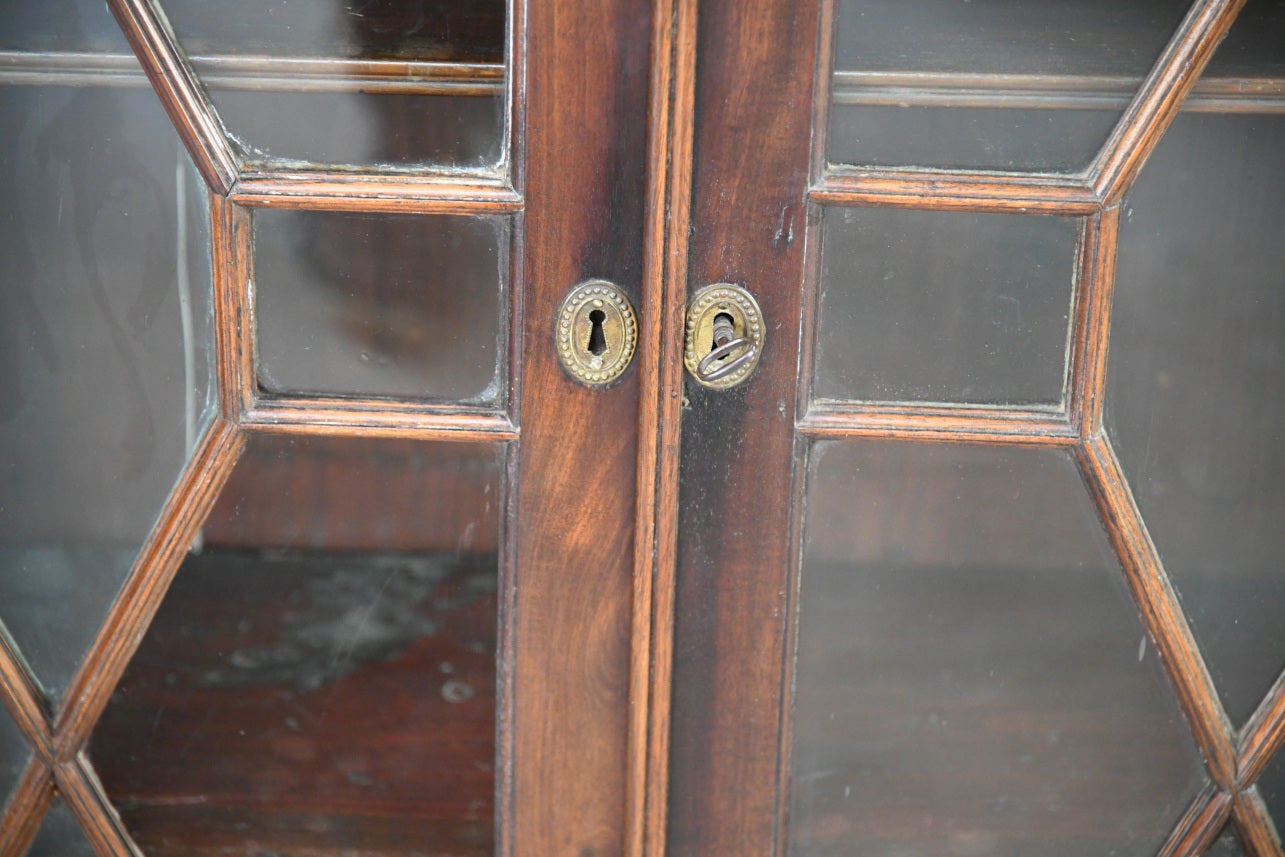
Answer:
587, 309, 607, 356
711, 312, 735, 357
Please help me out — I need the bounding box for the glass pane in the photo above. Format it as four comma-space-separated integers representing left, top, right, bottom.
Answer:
0, 0, 127, 52
92, 434, 504, 857
826, 0, 1191, 171
254, 210, 507, 404
0, 9, 217, 701
1263, 747, 1285, 834
0, 706, 28, 808
157, 0, 506, 171
813, 207, 1077, 407
792, 441, 1205, 857
1106, 106, 1285, 725
27, 798, 95, 857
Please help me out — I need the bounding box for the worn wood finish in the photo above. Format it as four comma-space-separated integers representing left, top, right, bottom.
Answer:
666, 2, 819, 857
1240, 671, 1285, 787
105, 0, 237, 195
812, 168, 1100, 214
1233, 788, 1284, 857
231, 174, 521, 216
1068, 207, 1120, 436
800, 404, 1077, 445
53, 420, 246, 758
243, 401, 517, 442
512, 2, 649, 857
0, 760, 53, 857
212, 196, 255, 421
1092, 0, 1249, 205
54, 756, 135, 857
629, 0, 697, 854
0, 643, 50, 763
1156, 785, 1232, 857
1076, 435, 1237, 788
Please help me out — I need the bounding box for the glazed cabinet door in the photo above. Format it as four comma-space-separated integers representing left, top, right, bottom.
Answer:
662, 1, 1285, 857
0, 2, 650, 857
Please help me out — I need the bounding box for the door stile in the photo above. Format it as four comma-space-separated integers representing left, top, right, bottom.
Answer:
627, 0, 698, 856
514, 1, 651, 857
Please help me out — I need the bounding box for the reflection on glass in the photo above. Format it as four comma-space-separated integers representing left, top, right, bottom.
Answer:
91, 435, 504, 857
1262, 748, 1285, 833
792, 442, 1204, 857
1106, 109, 1285, 726
0, 37, 217, 698
0, 705, 28, 807
254, 210, 507, 404
158, 0, 507, 170
826, 0, 1190, 171
28, 798, 95, 857
814, 207, 1077, 406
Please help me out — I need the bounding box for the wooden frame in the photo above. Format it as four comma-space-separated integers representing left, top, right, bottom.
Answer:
2, 0, 1283, 855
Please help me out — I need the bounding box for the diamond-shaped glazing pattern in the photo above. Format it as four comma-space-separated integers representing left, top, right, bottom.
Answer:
1106, 98, 1285, 724
0, 4, 218, 701
155, 0, 507, 170
791, 442, 1206, 857
27, 798, 96, 857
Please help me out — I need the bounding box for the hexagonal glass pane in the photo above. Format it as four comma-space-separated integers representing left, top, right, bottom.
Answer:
0, 6, 217, 701
27, 798, 96, 857
1105, 6, 1285, 725
824, 0, 1192, 172
156, 0, 507, 171
791, 441, 1206, 857
0, 705, 29, 810
91, 434, 505, 857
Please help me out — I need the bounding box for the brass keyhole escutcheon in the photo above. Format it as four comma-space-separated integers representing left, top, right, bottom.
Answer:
684, 283, 765, 389
556, 280, 638, 387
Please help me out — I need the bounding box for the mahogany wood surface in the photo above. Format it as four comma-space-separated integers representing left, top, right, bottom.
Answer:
666, 3, 819, 857
1235, 788, 1281, 857
629, 0, 697, 854
1068, 207, 1120, 435
0, 762, 52, 857
1242, 672, 1285, 787
512, 3, 650, 857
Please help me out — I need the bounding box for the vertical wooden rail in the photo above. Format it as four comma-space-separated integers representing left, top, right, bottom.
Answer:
628, 0, 698, 856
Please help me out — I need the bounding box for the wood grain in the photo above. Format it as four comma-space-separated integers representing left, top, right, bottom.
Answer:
212, 196, 254, 421
242, 400, 517, 442
0, 641, 51, 764
666, 1, 819, 856
801, 403, 1077, 445
53, 420, 245, 758
54, 755, 135, 857
1068, 207, 1120, 436
1077, 434, 1237, 788
629, 0, 697, 854
105, 0, 238, 195
1240, 670, 1285, 788
1232, 787, 1284, 857
1092, 0, 1249, 205
1156, 784, 1232, 857
511, 1, 650, 857
232, 173, 521, 216
0, 760, 53, 857
812, 168, 1101, 214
